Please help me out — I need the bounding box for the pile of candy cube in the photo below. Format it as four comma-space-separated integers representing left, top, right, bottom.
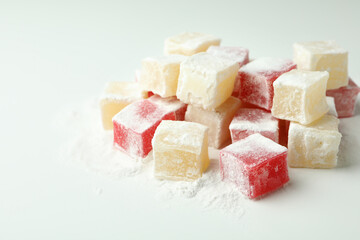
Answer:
99, 32, 360, 199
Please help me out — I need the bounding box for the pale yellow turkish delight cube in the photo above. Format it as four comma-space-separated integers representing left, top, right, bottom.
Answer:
99, 82, 148, 130
176, 52, 239, 110
293, 41, 348, 89
272, 69, 329, 125
140, 55, 187, 97
185, 96, 241, 149
288, 115, 342, 168
152, 120, 209, 181
164, 32, 221, 56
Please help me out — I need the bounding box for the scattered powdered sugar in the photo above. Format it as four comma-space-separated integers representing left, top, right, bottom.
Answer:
53, 96, 360, 219
154, 150, 246, 216
55, 98, 247, 217
55, 100, 145, 178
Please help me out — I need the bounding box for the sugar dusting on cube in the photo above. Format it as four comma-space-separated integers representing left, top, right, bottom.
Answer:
326, 78, 360, 118
153, 120, 209, 181
176, 52, 239, 110
220, 133, 289, 199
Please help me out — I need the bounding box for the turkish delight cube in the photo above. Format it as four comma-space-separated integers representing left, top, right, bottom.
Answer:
185, 96, 241, 149
206, 46, 250, 97
206, 46, 249, 67
164, 32, 220, 56
219, 133, 289, 199
293, 41, 348, 89
237, 57, 296, 110
288, 115, 342, 168
230, 108, 279, 143
232, 73, 242, 97
135, 70, 154, 97
153, 120, 209, 181
177, 52, 239, 110
278, 120, 290, 147
147, 95, 188, 120
112, 96, 187, 159
326, 96, 338, 117
326, 78, 360, 118
99, 82, 148, 130
139, 55, 187, 97
272, 69, 329, 125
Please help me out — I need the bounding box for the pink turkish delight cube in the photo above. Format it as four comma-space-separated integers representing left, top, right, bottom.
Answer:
237, 57, 296, 110
112, 96, 187, 159
147, 95, 187, 120
232, 73, 242, 97
219, 133, 289, 199
278, 119, 290, 147
229, 108, 279, 143
326, 78, 360, 118
207, 46, 249, 97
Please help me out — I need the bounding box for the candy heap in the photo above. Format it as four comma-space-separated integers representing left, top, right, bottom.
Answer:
99, 32, 359, 199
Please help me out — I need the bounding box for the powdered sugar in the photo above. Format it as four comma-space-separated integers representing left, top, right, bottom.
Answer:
230, 108, 278, 132
57, 100, 145, 178
240, 57, 294, 74
181, 52, 239, 74
293, 41, 347, 54
57, 99, 247, 217
207, 46, 249, 67
112, 99, 161, 132
223, 133, 287, 163
155, 149, 246, 216
147, 95, 187, 115
176, 52, 239, 110
113, 96, 186, 133
155, 120, 208, 153
274, 69, 329, 89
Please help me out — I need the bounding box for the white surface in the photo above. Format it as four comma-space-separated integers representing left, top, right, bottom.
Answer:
1, 0, 360, 239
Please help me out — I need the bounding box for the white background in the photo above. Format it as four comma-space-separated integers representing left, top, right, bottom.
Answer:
1, 0, 360, 239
